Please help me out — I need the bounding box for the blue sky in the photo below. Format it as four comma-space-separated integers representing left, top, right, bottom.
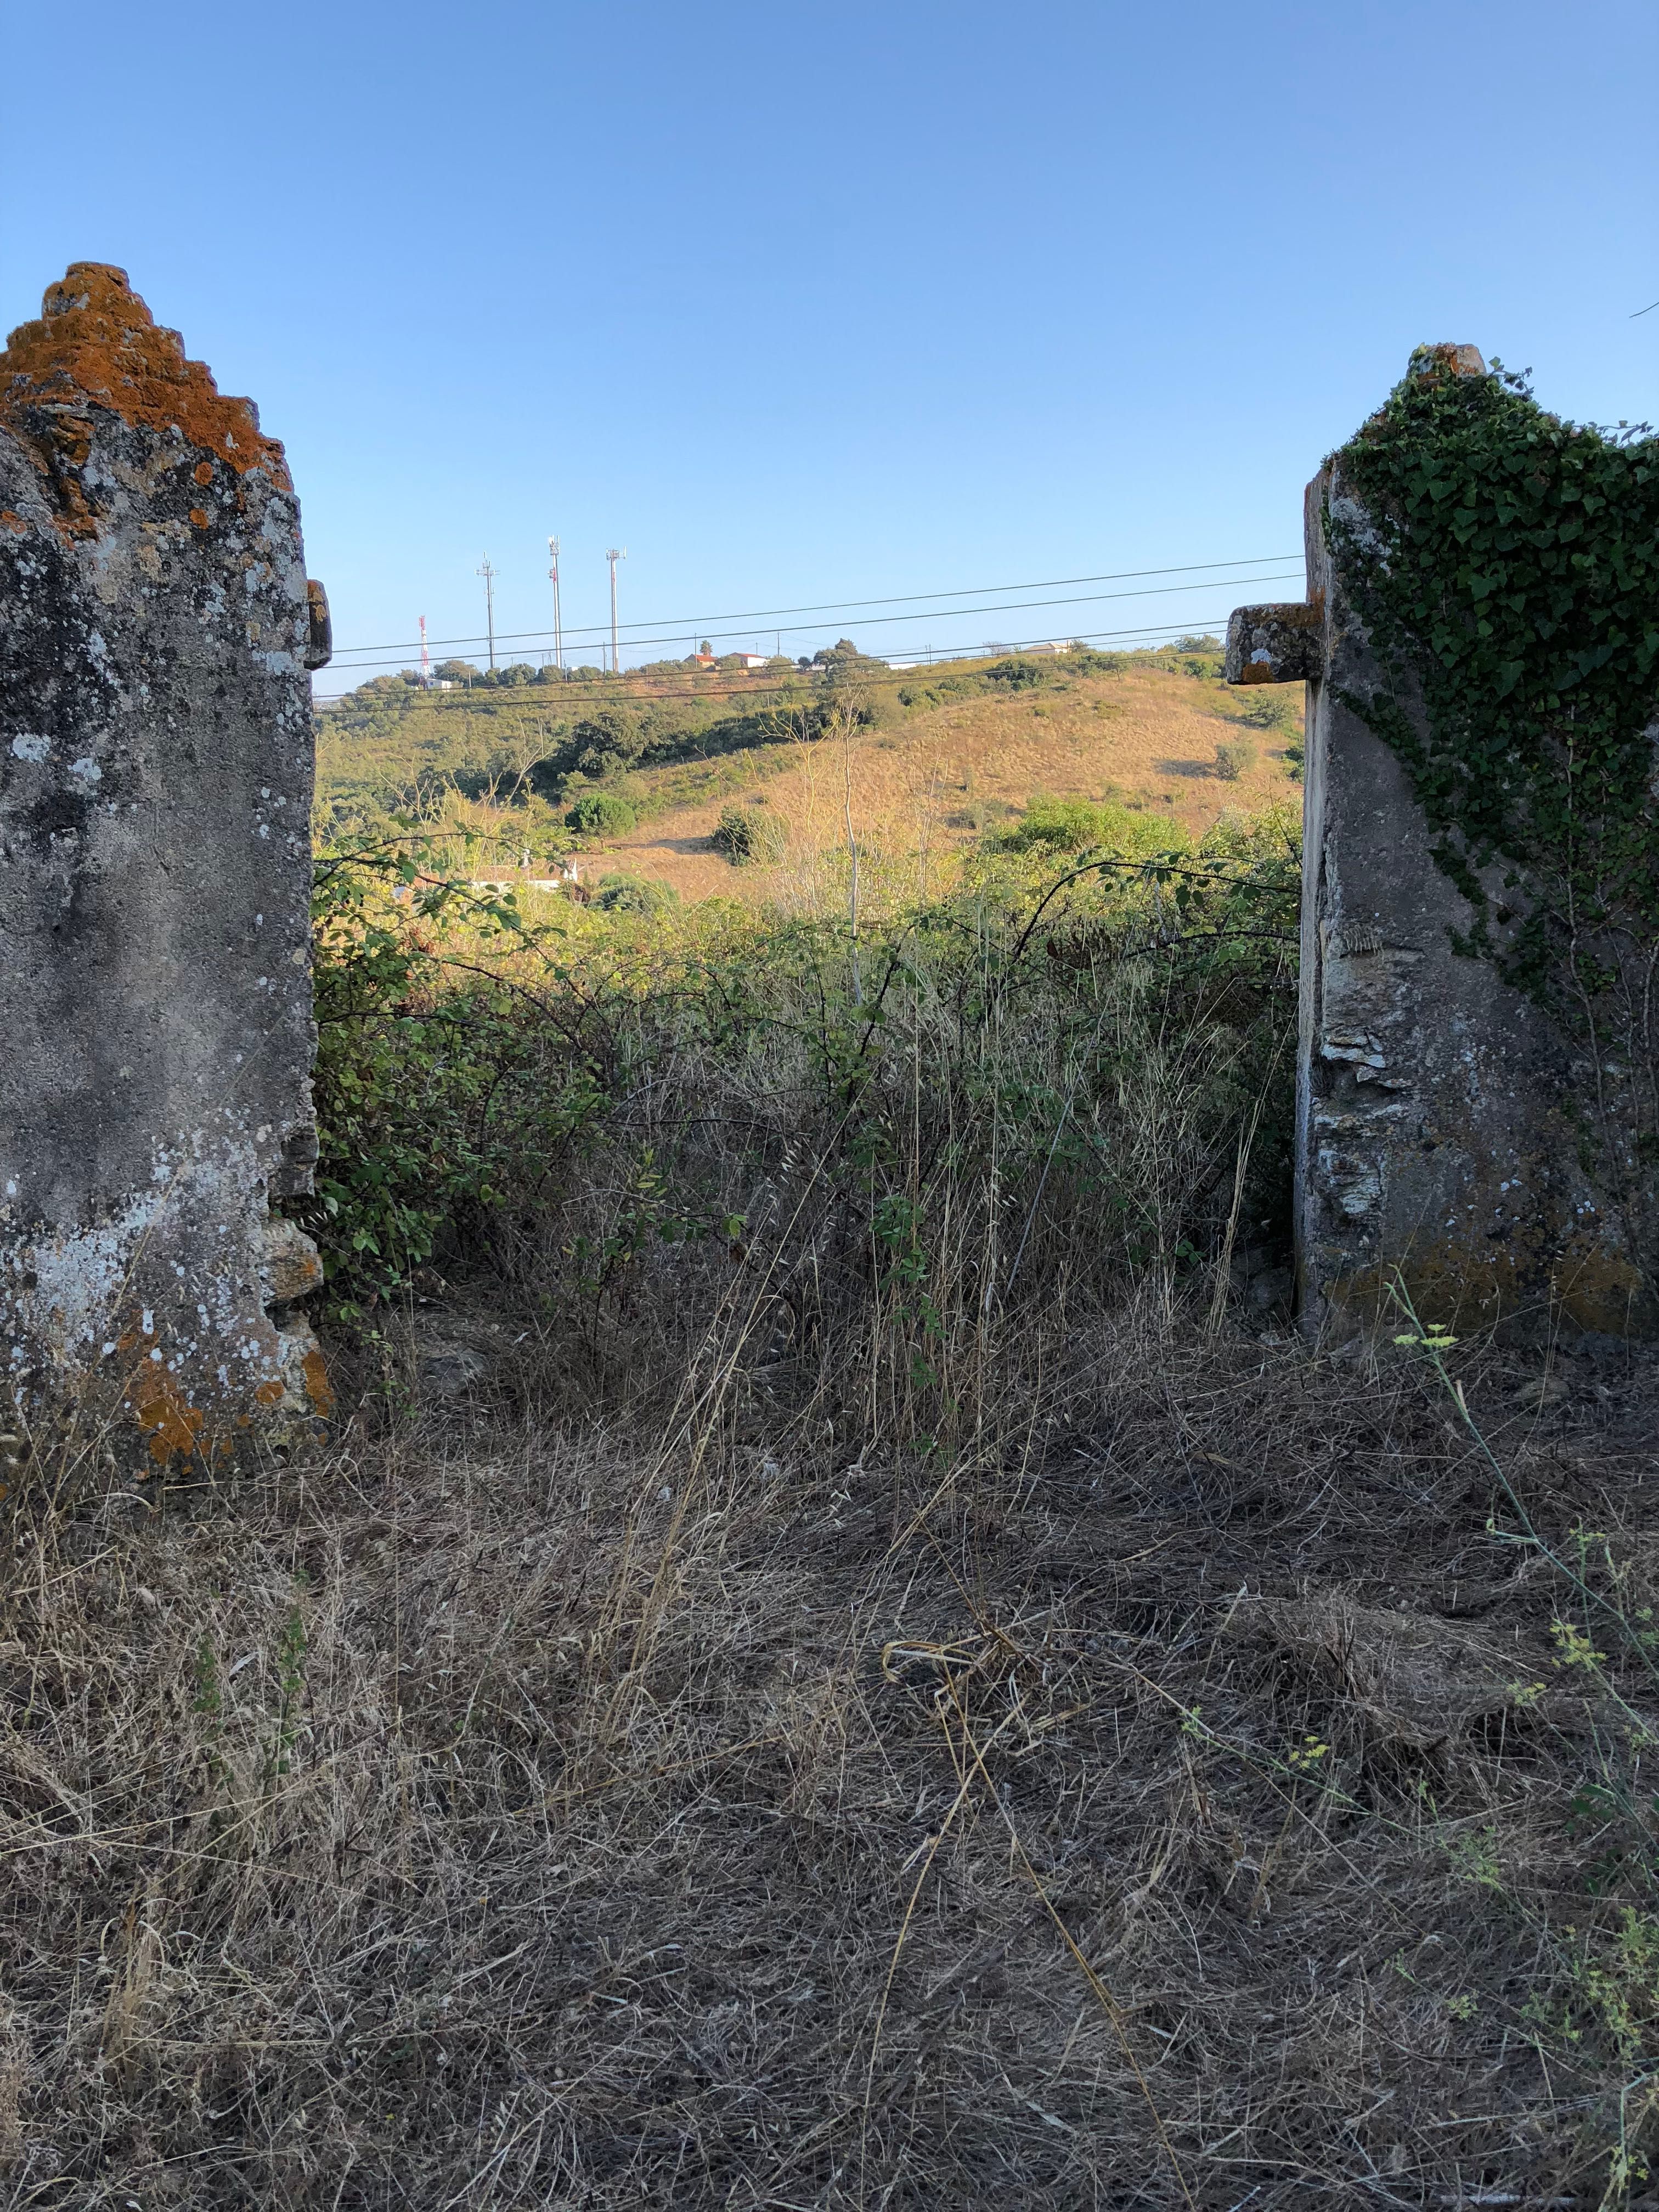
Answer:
4, 0, 1654, 693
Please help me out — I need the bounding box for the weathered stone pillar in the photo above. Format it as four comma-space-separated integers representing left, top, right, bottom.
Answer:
0, 264, 333, 1468
1228, 345, 1654, 1341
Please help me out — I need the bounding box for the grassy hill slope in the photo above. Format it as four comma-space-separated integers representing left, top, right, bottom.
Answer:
315, 640, 1303, 902
606, 658, 1301, 902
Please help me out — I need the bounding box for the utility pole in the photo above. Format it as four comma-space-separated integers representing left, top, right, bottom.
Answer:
419, 614, 431, 686
605, 547, 626, 674
476, 556, 497, 670
547, 535, 562, 670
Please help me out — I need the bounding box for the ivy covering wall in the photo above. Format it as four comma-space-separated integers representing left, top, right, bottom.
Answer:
1328, 351, 1659, 1206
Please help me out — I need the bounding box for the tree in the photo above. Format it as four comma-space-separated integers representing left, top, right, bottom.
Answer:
570, 707, 642, 771
566, 792, 637, 837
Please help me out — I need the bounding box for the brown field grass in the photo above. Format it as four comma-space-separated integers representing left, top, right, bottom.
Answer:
5, 1308, 1659, 2209
592, 668, 1300, 902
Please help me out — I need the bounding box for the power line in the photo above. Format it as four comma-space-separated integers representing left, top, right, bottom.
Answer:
326, 552, 1302, 662
317, 613, 1243, 713
324, 566, 1302, 680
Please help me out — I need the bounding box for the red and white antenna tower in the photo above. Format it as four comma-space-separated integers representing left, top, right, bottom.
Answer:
419, 614, 431, 686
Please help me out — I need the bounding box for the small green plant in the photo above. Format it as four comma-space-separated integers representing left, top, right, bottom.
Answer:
265, 1599, 308, 1791
193, 1639, 222, 1720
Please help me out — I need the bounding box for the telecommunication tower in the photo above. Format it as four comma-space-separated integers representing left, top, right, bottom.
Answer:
548, 536, 563, 669
605, 548, 627, 674
419, 614, 431, 686
476, 557, 498, 670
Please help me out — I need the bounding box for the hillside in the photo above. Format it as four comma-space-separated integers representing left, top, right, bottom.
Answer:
605, 657, 1301, 902
314, 641, 1303, 900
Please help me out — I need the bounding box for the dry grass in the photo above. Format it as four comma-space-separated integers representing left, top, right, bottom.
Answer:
595, 668, 1300, 903
5, 1311, 1659, 2209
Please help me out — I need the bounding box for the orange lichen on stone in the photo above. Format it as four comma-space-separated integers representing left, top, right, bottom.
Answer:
302, 1346, 335, 1417
189, 507, 210, 529
128, 1365, 206, 1465
0, 264, 291, 514
0, 509, 25, 534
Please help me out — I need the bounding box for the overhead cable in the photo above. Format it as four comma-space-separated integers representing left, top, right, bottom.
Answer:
326, 552, 1302, 662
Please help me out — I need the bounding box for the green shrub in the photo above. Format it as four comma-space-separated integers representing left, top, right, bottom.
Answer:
981, 657, 1052, 691
304, 856, 597, 1318
1214, 740, 1254, 782
566, 792, 637, 837
712, 803, 784, 866
304, 810, 1300, 1353
995, 796, 1137, 854
595, 873, 679, 916
1231, 694, 1295, 732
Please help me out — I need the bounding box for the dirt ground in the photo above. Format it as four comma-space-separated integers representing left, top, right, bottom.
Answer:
5, 1316, 1659, 2208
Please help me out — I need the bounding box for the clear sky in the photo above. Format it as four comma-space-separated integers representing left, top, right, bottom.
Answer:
4, 0, 1655, 693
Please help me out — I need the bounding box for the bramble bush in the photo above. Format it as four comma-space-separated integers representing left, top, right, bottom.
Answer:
300, 809, 1301, 1420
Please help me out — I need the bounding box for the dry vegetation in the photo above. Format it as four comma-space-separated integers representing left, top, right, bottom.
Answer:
8, 774, 1659, 2208
4, 1315, 1659, 2209
602, 665, 1301, 903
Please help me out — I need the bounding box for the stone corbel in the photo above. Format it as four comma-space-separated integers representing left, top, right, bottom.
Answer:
304, 579, 332, 670
1224, 601, 1324, 685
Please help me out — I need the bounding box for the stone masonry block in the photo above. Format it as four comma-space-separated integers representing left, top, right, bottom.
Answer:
1224, 602, 1325, 686
0, 264, 333, 1466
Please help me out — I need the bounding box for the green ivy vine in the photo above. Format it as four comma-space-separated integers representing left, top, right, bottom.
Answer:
1327, 354, 1659, 1130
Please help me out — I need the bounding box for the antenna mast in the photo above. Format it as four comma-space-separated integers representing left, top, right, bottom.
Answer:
419, 614, 431, 687
605, 547, 627, 674
548, 536, 563, 670
476, 557, 497, 670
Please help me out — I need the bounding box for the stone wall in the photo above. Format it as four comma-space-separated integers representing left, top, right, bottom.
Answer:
1228, 346, 1654, 1342
0, 264, 332, 1469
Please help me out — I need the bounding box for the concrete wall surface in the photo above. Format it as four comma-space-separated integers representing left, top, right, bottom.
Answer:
0, 263, 332, 1467
1228, 349, 1654, 1343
